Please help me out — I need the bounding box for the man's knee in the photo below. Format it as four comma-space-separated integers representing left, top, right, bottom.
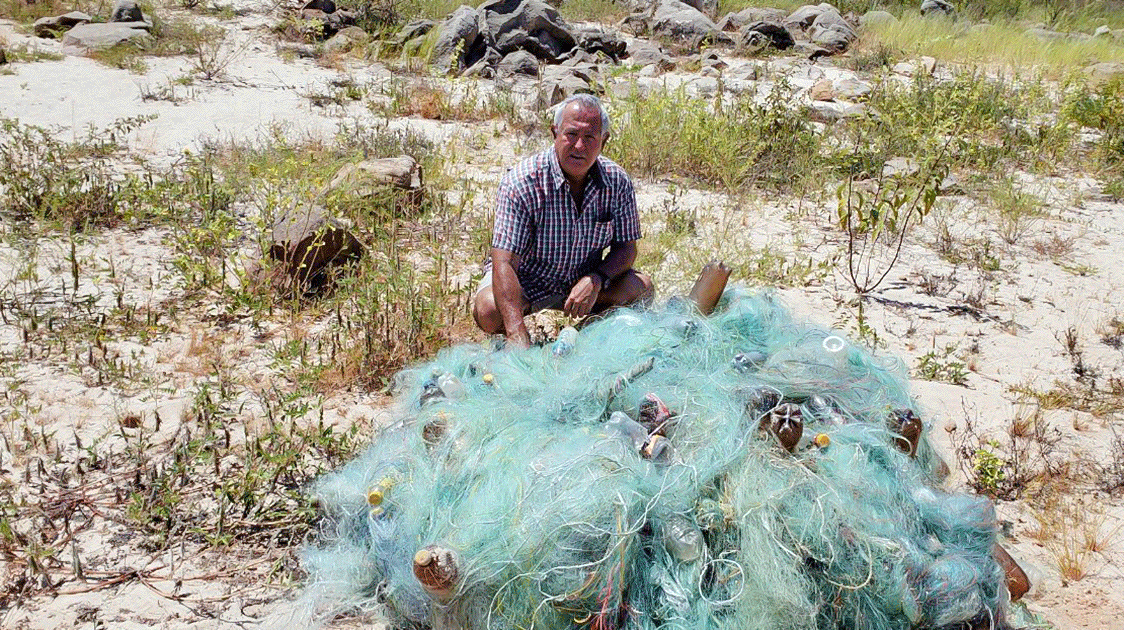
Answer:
473, 289, 504, 333
606, 269, 654, 307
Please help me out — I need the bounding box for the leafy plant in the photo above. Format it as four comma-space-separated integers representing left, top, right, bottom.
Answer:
915, 343, 968, 385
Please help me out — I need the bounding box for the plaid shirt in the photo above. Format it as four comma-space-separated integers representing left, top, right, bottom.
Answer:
491, 148, 642, 302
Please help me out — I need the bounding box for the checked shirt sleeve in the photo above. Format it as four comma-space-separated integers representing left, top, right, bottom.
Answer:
611, 175, 642, 243
491, 174, 532, 258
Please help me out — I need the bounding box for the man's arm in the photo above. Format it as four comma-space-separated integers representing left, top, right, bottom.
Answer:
563, 240, 638, 318
491, 248, 532, 349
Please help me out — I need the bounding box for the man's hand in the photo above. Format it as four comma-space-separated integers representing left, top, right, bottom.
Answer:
564, 274, 601, 318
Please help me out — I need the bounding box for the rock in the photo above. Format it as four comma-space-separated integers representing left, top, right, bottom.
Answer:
110, 0, 144, 23
811, 7, 854, 36
33, 12, 93, 39
860, 10, 896, 27
717, 7, 788, 31
725, 63, 761, 81
1025, 27, 1066, 42
479, 0, 576, 62
267, 206, 364, 295
628, 39, 675, 71
699, 65, 721, 77
785, 3, 839, 30
882, 156, 919, 178
559, 49, 598, 65
536, 71, 593, 108
807, 100, 866, 122
573, 28, 626, 60
687, 76, 720, 95
738, 21, 794, 50
61, 22, 152, 53
431, 5, 483, 72
794, 41, 832, 61
638, 63, 661, 77
811, 23, 855, 52
1084, 61, 1124, 87
498, 49, 539, 76
392, 19, 434, 46
809, 78, 834, 101
302, 0, 336, 12
920, 55, 937, 74
681, 0, 717, 18
323, 26, 370, 53
920, 0, 955, 18
1093, 25, 1111, 39
543, 62, 598, 84
327, 156, 423, 197
650, 0, 726, 45
834, 78, 872, 99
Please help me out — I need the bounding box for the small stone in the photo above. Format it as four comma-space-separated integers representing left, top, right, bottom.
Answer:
110, 0, 144, 23
809, 78, 834, 101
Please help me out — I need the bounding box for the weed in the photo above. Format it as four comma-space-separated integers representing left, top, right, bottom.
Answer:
0, 116, 158, 230
915, 343, 968, 385
1098, 315, 1124, 349
988, 180, 1043, 245
611, 81, 820, 192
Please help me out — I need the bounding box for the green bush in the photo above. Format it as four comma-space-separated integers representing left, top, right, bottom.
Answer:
609, 82, 819, 192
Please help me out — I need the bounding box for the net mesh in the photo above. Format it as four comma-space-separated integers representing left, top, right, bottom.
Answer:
299, 288, 1014, 630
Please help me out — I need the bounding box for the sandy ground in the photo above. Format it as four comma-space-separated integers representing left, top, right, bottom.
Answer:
1, 4, 1123, 629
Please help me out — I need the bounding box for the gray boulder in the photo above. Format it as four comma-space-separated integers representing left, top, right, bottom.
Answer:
627, 39, 674, 71
61, 22, 152, 53
393, 19, 435, 46
479, 0, 576, 62
1025, 27, 1068, 42
302, 0, 336, 12
267, 206, 364, 295
498, 49, 539, 75
110, 0, 144, 22
785, 3, 839, 30
651, 0, 726, 45
573, 27, 626, 60
326, 156, 423, 197
738, 21, 794, 50
680, 0, 717, 18
323, 26, 371, 53
1085, 61, 1124, 87
811, 7, 854, 37
717, 7, 788, 31
860, 10, 896, 27
811, 22, 855, 51
431, 5, 483, 72
537, 67, 593, 108
33, 11, 92, 39
920, 0, 955, 18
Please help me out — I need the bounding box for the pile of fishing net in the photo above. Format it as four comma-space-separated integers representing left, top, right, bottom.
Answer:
300, 287, 1026, 630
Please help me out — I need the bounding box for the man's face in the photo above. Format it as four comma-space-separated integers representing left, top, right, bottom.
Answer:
552, 104, 606, 184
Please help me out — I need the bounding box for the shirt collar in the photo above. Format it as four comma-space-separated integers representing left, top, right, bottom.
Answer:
547, 148, 605, 192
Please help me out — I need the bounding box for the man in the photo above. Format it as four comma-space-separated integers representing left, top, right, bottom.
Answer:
472, 94, 654, 348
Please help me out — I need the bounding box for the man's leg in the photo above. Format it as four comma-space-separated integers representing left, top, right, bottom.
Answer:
473, 272, 522, 333
594, 269, 654, 313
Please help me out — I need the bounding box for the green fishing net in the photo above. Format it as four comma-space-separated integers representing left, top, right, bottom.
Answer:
300, 288, 1014, 630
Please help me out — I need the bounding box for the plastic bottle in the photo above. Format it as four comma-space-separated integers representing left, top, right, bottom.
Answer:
664, 515, 704, 562
437, 373, 466, 399
606, 410, 648, 451
687, 261, 732, 316
552, 326, 578, 357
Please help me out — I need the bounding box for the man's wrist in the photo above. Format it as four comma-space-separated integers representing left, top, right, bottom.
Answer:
590, 269, 610, 290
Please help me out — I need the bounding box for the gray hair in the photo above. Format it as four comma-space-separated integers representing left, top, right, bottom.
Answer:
553, 94, 611, 138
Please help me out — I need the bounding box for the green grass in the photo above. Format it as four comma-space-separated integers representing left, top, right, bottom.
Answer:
856, 13, 1124, 75
609, 82, 820, 192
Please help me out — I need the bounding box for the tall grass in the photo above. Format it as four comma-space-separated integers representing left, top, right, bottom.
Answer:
856, 14, 1124, 76
609, 82, 820, 192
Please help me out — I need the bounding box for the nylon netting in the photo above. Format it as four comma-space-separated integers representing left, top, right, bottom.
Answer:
298, 288, 1015, 630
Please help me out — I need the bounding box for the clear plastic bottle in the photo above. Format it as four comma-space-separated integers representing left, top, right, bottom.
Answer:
437, 373, 466, 399
552, 326, 578, 357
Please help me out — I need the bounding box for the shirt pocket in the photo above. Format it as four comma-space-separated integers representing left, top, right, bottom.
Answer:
591, 220, 613, 249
